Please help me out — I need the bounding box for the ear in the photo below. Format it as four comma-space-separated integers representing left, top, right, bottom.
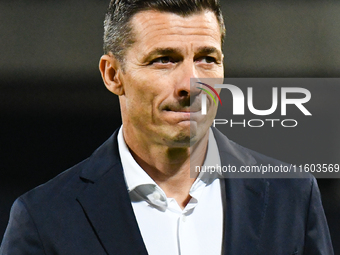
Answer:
99, 54, 124, 96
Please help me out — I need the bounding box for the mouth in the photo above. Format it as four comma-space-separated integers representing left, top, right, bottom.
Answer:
160, 99, 207, 122
161, 106, 204, 124
163, 107, 201, 113
162, 100, 202, 113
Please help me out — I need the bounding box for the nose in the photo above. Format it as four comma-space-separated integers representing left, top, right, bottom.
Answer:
174, 61, 201, 99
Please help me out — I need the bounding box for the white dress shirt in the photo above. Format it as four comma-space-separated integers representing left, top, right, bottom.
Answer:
118, 127, 224, 255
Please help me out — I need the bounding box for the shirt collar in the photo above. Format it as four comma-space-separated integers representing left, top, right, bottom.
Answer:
117, 126, 156, 192
118, 126, 221, 210
189, 128, 222, 199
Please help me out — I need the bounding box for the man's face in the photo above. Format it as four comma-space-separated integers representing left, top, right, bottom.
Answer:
118, 10, 224, 147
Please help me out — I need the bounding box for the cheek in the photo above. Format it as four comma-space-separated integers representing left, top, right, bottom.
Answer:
124, 81, 167, 110
121, 69, 175, 119
123, 86, 157, 124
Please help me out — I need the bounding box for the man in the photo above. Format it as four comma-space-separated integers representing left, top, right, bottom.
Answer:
0, 0, 333, 254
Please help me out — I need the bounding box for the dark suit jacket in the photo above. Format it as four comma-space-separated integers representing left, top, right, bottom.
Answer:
0, 128, 333, 255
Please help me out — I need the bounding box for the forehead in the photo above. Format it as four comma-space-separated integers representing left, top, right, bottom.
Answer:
129, 10, 222, 53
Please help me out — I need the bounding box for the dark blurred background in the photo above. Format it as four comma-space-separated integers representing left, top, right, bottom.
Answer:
1, 0, 339, 253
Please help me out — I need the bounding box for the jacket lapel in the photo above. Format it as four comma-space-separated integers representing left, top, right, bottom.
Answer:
76, 128, 269, 254
212, 128, 270, 255
76, 131, 148, 255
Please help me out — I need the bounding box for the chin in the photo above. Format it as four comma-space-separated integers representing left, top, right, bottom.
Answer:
159, 119, 211, 147
189, 121, 210, 147
159, 126, 192, 148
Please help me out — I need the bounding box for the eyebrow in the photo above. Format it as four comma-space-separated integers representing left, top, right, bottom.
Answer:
143, 46, 222, 62
143, 47, 182, 61
196, 46, 222, 58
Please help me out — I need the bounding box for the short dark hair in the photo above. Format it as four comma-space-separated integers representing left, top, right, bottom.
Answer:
103, 0, 225, 63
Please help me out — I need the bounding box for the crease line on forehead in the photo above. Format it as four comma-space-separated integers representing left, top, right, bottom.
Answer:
136, 23, 220, 34
134, 23, 222, 46
130, 12, 221, 37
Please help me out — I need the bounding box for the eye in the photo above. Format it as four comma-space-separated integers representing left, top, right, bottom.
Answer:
196, 56, 217, 64
152, 56, 174, 64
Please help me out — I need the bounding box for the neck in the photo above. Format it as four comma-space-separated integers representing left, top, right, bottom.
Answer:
123, 128, 209, 209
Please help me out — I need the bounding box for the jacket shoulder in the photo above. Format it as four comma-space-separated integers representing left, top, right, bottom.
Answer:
21, 158, 90, 206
